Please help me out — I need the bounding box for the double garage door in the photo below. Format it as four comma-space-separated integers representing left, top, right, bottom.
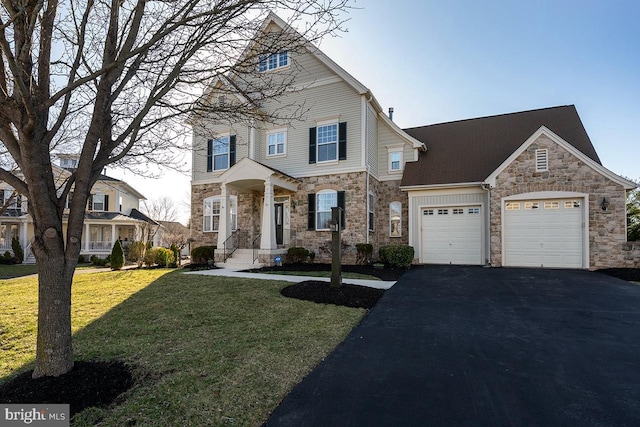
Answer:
503, 198, 584, 268
419, 198, 585, 268
420, 206, 482, 265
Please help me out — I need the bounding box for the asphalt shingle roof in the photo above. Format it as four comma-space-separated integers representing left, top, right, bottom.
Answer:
401, 105, 600, 187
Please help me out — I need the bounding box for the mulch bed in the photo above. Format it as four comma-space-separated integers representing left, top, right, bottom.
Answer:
281, 281, 385, 309
596, 268, 640, 282
246, 262, 408, 281
0, 361, 133, 417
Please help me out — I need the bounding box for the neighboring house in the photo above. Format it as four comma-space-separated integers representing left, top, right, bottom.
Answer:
190, 13, 638, 269
154, 221, 191, 257
0, 154, 156, 263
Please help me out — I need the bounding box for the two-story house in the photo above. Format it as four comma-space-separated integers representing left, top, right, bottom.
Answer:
0, 154, 157, 263
190, 13, 637, 269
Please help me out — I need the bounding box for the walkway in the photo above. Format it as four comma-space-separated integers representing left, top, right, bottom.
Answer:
183, 268, 396, 290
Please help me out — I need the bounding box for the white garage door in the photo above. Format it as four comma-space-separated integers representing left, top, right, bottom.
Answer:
421, 206, 482, 265
504, 199, 584, 268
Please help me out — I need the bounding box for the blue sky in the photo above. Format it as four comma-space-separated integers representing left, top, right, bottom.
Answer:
119, 1, 639, 222
319, 0, 639, 178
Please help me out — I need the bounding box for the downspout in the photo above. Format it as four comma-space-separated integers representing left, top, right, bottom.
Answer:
481, 182, 492, 267
366, 164, 370, 244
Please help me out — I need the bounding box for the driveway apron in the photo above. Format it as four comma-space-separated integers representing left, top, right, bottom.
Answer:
265, 265, 640, 426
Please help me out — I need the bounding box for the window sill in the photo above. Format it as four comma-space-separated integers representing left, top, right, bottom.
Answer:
267, 153, 287, 159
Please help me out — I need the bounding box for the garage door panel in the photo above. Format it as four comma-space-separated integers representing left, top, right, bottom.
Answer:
421, 206, 482, 265
504, 198, 583, 268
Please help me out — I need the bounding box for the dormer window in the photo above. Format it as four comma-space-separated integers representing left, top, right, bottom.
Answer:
258, 50, 289, 72
89, 193, 109, 211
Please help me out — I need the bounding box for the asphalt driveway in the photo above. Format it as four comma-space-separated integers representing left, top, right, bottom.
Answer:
265, 265, 640, 426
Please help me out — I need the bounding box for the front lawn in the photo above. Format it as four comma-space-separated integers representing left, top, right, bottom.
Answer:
0, 264, 38, 279
0, 269, 365, 426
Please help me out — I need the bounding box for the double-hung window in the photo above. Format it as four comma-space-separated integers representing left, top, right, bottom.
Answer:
207, 135, 236, 172
390, 151, 402, 171
307, 190, 345, 231
90, 193, 108, 211
203, 196, 237, 232
317, 124, 338, 162
258, 51, 289, 72
267, 130, 286, 156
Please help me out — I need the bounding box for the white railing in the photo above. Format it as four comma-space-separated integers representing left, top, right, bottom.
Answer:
88, 241, 113, 251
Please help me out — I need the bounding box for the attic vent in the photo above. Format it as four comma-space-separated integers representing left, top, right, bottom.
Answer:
535, 149, 548, 172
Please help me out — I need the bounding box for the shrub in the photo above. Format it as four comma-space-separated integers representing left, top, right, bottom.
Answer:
154, 247, 175, 267
90, 255, 108, 267
378, 245, 414, 269
169, 244, 179, 268
287, 247, 309, 263
11, 237, 23, 263
128, 241, 146, 267
110, 240, 125, 270
191, 245, 216, 264
78, 254, 86, 264
0, 251, 15, 264
144, 248, 157, 267
355, 243, 373, 265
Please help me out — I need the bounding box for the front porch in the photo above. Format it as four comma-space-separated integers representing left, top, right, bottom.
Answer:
212, 158, 300, 268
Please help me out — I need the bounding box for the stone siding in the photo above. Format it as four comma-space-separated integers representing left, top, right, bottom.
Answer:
491, 134, 631, 269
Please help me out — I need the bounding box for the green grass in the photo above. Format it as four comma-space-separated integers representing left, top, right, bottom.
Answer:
0, 269, 365, 426
0, 264, 39, 279
258, 270, 381, 280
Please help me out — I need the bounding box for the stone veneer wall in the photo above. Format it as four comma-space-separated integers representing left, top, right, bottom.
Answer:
490, 134, 632, 269
369, 179, 409, 254
191, 171, 384, 265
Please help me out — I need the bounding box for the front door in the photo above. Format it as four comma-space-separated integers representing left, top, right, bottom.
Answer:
275, 203, 284, 245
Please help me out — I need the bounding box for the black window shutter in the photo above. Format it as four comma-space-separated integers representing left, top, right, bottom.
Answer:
338, 122, 347, 160
104, 195, 110, 211
309, 127, 317, 164
307, 193, 316, 230
15, 194, 21, 209
88, 195, 93, 211
229, 135, 236, 167
206, 139, 213, 172
337, 190, 345, 228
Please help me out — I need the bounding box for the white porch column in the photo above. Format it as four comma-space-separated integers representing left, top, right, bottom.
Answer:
260, 177, 276, 250
84, 223, 90, 251
111, 224, 116, 248
21, 221, 28, 252
217, 183, 231, 250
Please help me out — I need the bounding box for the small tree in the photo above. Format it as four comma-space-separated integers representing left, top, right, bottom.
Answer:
110, 240, 125, 270
128, 241, 146, 268
11, 237, 24, 263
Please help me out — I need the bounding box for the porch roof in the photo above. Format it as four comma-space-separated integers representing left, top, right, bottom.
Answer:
217, 157, 299, 192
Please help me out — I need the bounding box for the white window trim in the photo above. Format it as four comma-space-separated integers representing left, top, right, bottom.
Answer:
258, 51, 290, 72
535, 148, 549, 172
316, 189, 337, 231
266, 128, 287, 157
386, 143, 405, 173
213, 135, 231, 171
203, 195, 237, 233
316, 123, 339, 164
93, 193, 106, 211
389, 201, 402, 237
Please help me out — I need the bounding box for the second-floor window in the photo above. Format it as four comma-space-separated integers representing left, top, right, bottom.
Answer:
90, 193, 108, 211
258, 50, 289, 72
267, 130, 286, 156
309, 122, 347, 164
389, 151, 402, 172
207, 135, 236, 172
0, 189, 21, 210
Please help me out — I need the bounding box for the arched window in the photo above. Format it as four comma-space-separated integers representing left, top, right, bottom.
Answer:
390, 202, 402, 237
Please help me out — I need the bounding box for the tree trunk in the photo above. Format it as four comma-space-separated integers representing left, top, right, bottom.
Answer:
31, 228, 76, 378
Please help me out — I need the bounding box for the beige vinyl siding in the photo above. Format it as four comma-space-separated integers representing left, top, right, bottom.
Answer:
366, 105, 378, 175
256, 80, 362, 177
376, 120, 415, 179
192, 124, 250, 181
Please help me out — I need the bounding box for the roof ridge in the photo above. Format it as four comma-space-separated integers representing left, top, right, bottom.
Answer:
403, 105, 576, 131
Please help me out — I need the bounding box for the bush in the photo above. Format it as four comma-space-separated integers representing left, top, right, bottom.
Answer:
78, 254, 86, 264
0, 251, 15, 265
11, 237, 23, 263
90, 255, 109, 267
128, 241, 146, 267
191, 245, 216, 264
169, 244, 179, 268
154, 247, 175, 267
378, 245, 414, 269
287, 247, 309, 263
110, 240, 125, 270
144, 248, 157, 267
355, 243, 373, 265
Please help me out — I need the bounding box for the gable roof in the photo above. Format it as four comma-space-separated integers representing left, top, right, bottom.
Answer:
401, 105, 600, 187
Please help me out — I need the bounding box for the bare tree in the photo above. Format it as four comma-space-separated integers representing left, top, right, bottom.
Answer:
160, 221, 191, 265
0, 0, 349, 377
